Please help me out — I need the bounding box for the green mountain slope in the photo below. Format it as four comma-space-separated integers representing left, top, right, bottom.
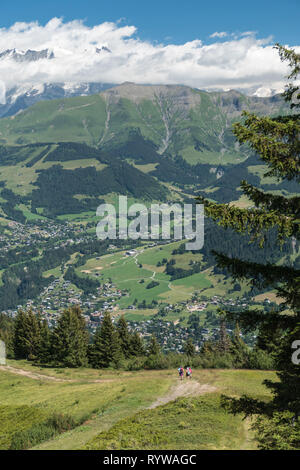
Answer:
0, 84, 289, 165
0, 141, 170, 219
0, 84, 295, 222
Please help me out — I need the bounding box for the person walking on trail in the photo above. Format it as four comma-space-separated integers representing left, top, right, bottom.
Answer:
186, 366, 192, 380
178, 366, 184, 380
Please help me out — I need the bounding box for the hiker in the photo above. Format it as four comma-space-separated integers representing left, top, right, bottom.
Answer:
186, 366, 192, 380
178, 366, 184, 380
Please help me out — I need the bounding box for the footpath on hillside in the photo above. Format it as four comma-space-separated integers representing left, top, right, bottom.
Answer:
0, 365, 71, 382
0, 365, 114, 383
149, 380, 217, 408
0, 365, 217, 402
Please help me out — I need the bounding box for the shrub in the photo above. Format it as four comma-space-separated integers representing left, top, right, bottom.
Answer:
46, 412, 76, 433
124, 356, 147, 371
10, 423, 56, 450
144, 354, 170, 370
254, 412, 300, 450
9, 412, 76, 450
0, 405, 48, 450
247, 349, 275, 370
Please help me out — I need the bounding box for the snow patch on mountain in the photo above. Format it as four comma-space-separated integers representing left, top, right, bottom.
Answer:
0, 82, 115, 118
251, 86, 284, 97
0, 48, 54, 62
0, 19, 296, 98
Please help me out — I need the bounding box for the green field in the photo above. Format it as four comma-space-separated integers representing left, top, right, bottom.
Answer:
76, 242, 215, 309
0, 361, 276, 450
75, 241, 252, 320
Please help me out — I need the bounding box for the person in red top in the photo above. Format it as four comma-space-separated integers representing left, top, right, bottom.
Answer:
186, 366, 192, 379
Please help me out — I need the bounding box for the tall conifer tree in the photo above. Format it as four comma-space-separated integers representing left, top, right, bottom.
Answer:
116, 315, 132, 359
218, 316, 231, 354
0, 313, 15, 358
199, 45, 300, 447
52, 306, 88, 367
13, 309, 41, 360
90, 311, 123, 368
184, 337, 196, 357
38, 319, 52, 364
148, 334, 161, 356
230, 322, 249, 367
130, 331, 145, 357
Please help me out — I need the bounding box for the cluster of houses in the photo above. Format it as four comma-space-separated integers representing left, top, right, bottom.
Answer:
0, 219, 83, 252
0, 219, 273, 351
2, 274, 125, 329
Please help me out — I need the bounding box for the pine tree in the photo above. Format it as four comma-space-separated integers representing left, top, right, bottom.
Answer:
255, 317, 284, 358
230, 322, 249, 367
90, 312, 123, 368
116, 315, 132, 359
199, 45, 300, 446
37, 319, 52, 364
217, 314, 231, 354
148, 334, 161, 356
13, 309, 41, 361
0, 313, 14, 358
130, 331, 145, 357
201, 340, 215, 355
184, 337, 196, 357
52, 306, 88, 367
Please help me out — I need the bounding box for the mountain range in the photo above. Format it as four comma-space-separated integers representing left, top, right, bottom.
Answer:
0, 82, 295, 221
0, 82, 115, 119
0, 83, 289, 156
0, 48, 54, 62
0, 46, 287, 119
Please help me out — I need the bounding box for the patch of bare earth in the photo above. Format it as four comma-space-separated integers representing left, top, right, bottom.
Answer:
0, 365, 117, 384
0, 365, 71, 382
149, 380, 217, 409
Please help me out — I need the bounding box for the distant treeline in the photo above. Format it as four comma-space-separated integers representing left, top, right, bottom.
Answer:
0, 307, 277, 372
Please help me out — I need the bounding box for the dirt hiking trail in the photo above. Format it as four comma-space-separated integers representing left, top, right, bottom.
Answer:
149, 380, 217, 409
0, 365, 114, 383
0, 365, 71, 382
0, 367, 218, 396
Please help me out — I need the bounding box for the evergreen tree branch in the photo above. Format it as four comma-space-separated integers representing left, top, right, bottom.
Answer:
275, 44, 300, 82
221, 394, 272, 417
220, 309, 297, 332
240, 180, 300, 218
233, 113, 300, 181
213, 251, 299, 284
212, 251, 300, 310
197, 196, 297, 244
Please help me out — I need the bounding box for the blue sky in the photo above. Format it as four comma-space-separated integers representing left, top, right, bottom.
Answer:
0, 0, 298, 96
2, 0, 299, 46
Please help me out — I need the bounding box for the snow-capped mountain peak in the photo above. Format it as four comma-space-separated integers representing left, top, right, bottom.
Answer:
0, 48, 54, 62
251, 86, 284, 98
0, 82, 115, 118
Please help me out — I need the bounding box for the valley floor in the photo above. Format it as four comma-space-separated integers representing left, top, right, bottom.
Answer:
0, 360, 276, 450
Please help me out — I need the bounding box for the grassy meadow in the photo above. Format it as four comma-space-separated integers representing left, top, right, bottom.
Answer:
73, 241, 251, 323
0, 360, 276, 450
76, 242, 213, 309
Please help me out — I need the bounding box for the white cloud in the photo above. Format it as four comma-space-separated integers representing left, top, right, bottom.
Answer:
209, 31, 228, 39
0, 18, 298, 96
